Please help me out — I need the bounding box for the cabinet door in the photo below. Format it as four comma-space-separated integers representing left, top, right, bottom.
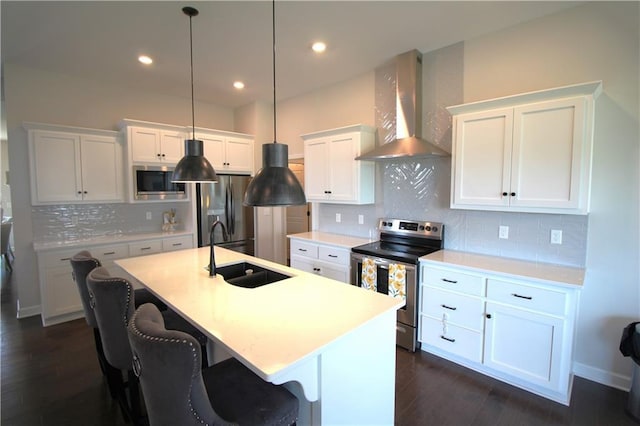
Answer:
290, 256, 315, 274
317, 263, 349, 283
80, 135, 123, 202
159, 131, 184, 164
41, 265, 83, 320
484, 302, 564, 391
224, 138, 253, 173
452, 108, 513, 208
304, 138, 330, 200
130, 127, 161, 162
30, 131, 82, 204
511, 97, 586, 210
327, 134, 358, 202
201, 133, 226, 169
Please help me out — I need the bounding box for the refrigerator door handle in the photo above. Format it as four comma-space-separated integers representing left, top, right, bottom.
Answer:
228, 181, 236, 236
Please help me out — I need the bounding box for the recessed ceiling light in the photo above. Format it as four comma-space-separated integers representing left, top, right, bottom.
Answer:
233, 81, 245, 90
312, 42, 326, 53
138, 55, 153, 65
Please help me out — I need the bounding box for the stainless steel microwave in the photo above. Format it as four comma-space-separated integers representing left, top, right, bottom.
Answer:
133, 165, 187, 201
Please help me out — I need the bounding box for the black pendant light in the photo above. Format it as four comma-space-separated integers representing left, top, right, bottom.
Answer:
172, 6, 217, 183
243, 0, 306, 206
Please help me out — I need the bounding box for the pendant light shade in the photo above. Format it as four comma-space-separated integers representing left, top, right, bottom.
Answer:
244, 143, 306, 206
172, 6, 217, 183
243, 0, 306, 206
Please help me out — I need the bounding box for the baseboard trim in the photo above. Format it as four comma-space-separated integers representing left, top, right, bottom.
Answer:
573, 361, 631, 391
16, 301, 41, 319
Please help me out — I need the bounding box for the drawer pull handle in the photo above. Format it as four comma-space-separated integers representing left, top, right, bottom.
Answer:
298, 248, 307, 252
327, 254, 338, 258
172, 243, 182, 247
440, 335, 455, 343
441, 278, 457, 284
103, 251, 115, 255
441, 304, 457, 311
60, 257, 72, 261
140, 247, 152, 251
512, 293, 533, 300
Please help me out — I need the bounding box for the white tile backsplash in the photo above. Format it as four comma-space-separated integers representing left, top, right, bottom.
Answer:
32, 202, 191, 243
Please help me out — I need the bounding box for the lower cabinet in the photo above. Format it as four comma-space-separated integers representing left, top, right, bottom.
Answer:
418, 260, 580, 405
37, 234, 194, 326
289, 239, 351, 283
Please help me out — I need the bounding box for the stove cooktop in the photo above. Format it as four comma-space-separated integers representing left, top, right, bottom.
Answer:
351, 218, 444, 264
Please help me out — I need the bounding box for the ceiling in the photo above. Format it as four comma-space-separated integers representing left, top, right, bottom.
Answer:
2, 1, 579, 109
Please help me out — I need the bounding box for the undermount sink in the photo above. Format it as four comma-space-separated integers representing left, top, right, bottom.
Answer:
216, 262, 290, 288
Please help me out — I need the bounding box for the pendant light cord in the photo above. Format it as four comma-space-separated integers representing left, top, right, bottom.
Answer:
272, 0, 277, 144
189, 11, 196, 139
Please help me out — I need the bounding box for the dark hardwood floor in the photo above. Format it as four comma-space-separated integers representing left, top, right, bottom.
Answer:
1, 261, 635, 426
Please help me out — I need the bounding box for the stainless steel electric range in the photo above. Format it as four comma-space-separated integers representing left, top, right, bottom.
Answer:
350, 218, 444, 352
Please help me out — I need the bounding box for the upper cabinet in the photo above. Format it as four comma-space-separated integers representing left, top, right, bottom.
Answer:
120, 120, 185, 165
447, 81, 602, 215
26, 123, 124, 205
197, 128, 254, 175
120, 119, 254, 175
302, 124, 376, 204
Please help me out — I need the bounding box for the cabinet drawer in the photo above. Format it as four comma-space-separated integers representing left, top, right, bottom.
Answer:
129, 240, 162, 256
290, 240, 318, 259
487, 279, 567, 316
422, 266, 486, 296
92, 244, 129, 261
38, 248, 83, 268
318, 246, 349, 265
421, 286, 485, 332
420, 316, 483, 363
162, 236, 193, 252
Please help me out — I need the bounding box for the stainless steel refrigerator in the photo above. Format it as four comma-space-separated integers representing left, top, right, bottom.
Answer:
196, 175, 255, 256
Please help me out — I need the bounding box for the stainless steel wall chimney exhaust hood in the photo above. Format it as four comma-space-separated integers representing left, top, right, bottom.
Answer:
356, 49, 449, 160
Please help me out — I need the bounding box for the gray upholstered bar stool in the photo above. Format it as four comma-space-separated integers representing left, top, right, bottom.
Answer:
70, 250, 168, 392
128, 303, 299, 426
87, 266, 209, 425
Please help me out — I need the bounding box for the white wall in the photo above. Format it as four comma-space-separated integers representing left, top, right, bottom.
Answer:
4, 64, 234, 316
461, 1, 639, 388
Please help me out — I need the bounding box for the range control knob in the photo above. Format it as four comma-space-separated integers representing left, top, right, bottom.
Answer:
425, 226, 432, 231
432, 226, 438, 232
419, 225, 425, 230
381, 221, 388, 227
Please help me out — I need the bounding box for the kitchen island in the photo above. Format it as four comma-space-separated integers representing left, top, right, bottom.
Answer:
116, 246, 402, 426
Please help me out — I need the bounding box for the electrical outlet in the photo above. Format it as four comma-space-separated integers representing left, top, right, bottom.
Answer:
499, 225, 509, 239
358, 214, 364, 225
551, 229, 563, 245
335, 213, 341, 223
146, 211, 152, 220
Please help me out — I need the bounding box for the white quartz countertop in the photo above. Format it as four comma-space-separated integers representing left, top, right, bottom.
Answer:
116, 247, 402, 382
33, 231, 193, 252
420, 249, 585, 288
287, 231, 370, 248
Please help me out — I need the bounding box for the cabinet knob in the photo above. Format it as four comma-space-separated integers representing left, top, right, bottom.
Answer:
510, 192, 516, 197
83, 191, 88, 194
161, 154, 166, 157
157, 153, 161, 157
502, 192, 508, 196
77, 191, 82, 194
486, 314, 492, 319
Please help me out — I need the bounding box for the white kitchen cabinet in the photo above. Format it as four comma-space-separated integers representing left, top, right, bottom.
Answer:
197, 129, 254, 174
26, 123, 124, 205
126, 125, 184, 165
447, 81, 602, 215
289, 239, 351, 283
302, 124, 376, 204
419, 251, 582, 405
37, 234, 194, 326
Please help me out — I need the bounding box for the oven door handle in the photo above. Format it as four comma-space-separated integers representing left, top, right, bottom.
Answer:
354, 254, 415, 271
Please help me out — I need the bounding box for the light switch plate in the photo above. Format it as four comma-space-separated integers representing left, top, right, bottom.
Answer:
499, 226, 509, 239
146, 211, 152, 220
358, 214, 364, 225
335, 213, 341, 223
